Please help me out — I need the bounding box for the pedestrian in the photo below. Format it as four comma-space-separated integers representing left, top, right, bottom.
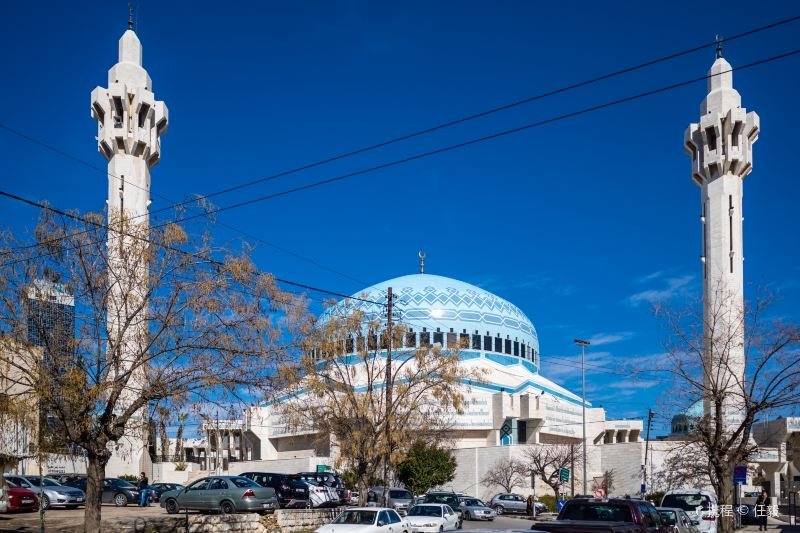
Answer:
526, 494, 533, 516
138, 472, 150, 507
755, 489, 768, 531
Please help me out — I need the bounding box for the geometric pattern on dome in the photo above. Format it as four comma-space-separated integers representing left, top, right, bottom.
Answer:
322, 274, 538, 348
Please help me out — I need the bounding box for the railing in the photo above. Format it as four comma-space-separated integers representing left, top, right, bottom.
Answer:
151, 454, 200, 464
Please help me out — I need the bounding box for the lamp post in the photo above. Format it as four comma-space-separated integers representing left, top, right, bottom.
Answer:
574, 339, 590, 495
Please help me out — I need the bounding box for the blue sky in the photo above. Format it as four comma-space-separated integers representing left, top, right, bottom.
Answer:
1, 1, 798, 435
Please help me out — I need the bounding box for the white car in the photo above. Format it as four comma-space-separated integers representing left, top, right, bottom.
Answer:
315, 508, 408, 533
660, 489, 718, 533
405, 503, 461, 533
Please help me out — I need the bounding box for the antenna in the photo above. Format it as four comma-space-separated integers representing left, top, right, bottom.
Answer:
128, 3, 135, 31
418, 251, 426, 274
715, 34, 723, 59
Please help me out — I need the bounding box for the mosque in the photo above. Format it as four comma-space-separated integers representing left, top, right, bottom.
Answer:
8, 20, 796, 505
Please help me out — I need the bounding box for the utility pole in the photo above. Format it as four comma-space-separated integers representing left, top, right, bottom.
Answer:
574, 339, 590, 496
382, 287, 393, 505
570, 443, 575, 497
642, 409, 654, 497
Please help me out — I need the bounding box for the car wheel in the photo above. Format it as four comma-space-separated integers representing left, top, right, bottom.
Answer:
457, 520, 462, 530
439, 527, 443, 533
488, 518, 494, 522
114, 493, 127, 507
165, 498, 179, 514
220, 500, 236, 515
493, 505, 504, 515
41, 495, 50, 510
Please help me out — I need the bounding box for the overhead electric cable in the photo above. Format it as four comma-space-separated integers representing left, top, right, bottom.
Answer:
156, 49, 800, 225
1, 15, 797, 266
0, 190, 381, 306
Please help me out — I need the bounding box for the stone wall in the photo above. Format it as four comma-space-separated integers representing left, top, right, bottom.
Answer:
108, 509, 340, 533
276, 508, 341, 532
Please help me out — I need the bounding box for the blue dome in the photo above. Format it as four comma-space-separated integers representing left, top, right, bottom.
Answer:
322, 273, 539, 361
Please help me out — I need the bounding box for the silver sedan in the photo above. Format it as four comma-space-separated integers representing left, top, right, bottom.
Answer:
459, 498, 496, 521
160, 476, 277, 515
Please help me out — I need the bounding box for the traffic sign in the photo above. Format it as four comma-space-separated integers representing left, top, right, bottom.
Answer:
559, 468, 570, 482
316, 464, 332, 473
734, 465, 747, 484
557, 500, 567, 511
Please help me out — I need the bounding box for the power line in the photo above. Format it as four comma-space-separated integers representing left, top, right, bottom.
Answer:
2, 16, 797, 271
0, 190, 382, 306
150, 49, 800, 226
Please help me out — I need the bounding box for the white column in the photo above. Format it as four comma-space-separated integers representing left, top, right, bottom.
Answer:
685, 56, 758, 430
91, 29, 168, 476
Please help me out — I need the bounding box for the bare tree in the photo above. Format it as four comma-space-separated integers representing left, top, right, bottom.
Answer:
651, 285, 800, 533
521, 443, 582, 498
481, 457, 528, 494
0, 208, 306, 532
272, 304, 475, 503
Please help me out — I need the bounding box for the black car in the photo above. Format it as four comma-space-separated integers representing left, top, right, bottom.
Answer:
62, 477, 140, 506
145, 482, 185, 503
422, 491, 461, 509
240, 472, 312, 508
297, 471, 349, 503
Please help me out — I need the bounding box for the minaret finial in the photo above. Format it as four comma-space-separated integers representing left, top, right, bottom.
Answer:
128, 3, 135, 31
715, 34, 723, 59
418, 251, 426, 275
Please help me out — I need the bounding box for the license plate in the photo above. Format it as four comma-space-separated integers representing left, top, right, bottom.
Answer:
22, 499, 33, 503
77, 498, 84, 502
263, 503, 272, 508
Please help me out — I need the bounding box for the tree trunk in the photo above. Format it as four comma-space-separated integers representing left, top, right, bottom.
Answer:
159, 418, 169, 458
84, 451, 109, 533
714, 462, 734, 533
174, 423, 184, 460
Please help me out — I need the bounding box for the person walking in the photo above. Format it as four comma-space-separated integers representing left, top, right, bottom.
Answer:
138, 472, 150, 507
526, 494, 533, 516
755, 489, 769, 531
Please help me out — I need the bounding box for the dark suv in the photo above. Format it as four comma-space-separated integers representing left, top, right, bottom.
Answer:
240, 472, 311, 508
297, 472, 349, 503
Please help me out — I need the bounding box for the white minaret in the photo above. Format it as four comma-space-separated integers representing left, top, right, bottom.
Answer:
90, 19, 168, 476
684, 47, 759, 429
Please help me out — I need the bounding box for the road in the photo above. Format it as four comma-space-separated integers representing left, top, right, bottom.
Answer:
462, 514, 539, 531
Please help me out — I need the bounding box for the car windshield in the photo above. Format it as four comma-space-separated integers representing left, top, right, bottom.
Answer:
110, 479, 135, 488
658, 510, 677, 525
25, 478, 61, 487
561, 504, 633, 522
5, 480, 18, 488
390, 490, 412, 499
333, 510, 376, 525
231, 477, 258, 488
409, 505, 442, 517
463, 499, 484, 507
662, 493, 712, 511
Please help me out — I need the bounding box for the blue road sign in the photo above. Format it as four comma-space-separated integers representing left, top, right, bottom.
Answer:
557, 500, 567, 511
734, 466, 747, 484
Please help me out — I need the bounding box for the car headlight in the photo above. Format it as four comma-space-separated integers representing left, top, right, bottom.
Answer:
424, 523, 438, 527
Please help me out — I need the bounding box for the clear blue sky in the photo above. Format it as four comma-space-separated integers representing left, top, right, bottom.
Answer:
1, 1, 798, 434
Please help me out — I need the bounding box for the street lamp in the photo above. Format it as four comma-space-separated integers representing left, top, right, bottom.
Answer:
574, 339, 591, 496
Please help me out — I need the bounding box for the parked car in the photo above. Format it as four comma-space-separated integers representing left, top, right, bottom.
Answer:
3, 479, 39, 512
488, 493, 528, 515
4, 475, 85, 509
369, 487, 414, 515
62, 477, 140, 506
160, 476, 277, 515
298, 472, 348, 504
656, 507, 700, 533
419, 492, 461, 510
145, 482, 184, 503
241, 472, 321, 509
405, 503, 461, 532
533, 497, 668, 533
350, 491, 360, 505
458, 497, 495, 521
660, 490, 717, 533
315, 507, 408, 533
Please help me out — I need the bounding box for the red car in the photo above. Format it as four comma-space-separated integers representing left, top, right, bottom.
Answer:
4, 479, 39, 512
